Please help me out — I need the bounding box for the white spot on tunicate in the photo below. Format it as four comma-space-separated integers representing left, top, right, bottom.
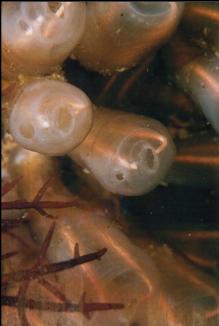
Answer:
116, 67, 126, 72
40, 118, 50, 128
83, 168, 90, 174
130, 162, 138, 170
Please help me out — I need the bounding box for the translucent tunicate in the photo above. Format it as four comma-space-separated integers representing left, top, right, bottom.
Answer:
73, 2, 184, 75
2, 2, 86, 79
9, 79, 93, 156
70, 108, 175, 196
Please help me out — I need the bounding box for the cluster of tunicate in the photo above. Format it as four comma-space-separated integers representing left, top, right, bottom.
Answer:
2, 3, 219, 326
2, 2, 219, 194
2, 1, 187, 196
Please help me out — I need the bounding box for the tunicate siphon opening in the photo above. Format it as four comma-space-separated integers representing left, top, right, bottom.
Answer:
48, 2, 63, 14
145, 148, 155, 169
19, 124, 35, 139
56, 107, 72, 132
116, 172, 125, 181
40, 3, 65, 39
131, 2, 171, 16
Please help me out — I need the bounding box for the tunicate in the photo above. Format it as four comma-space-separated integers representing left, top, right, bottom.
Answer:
2, 2, 86, 79
70, 107, 175, 196
9, 79, 93, 156
73, 2, 184, 75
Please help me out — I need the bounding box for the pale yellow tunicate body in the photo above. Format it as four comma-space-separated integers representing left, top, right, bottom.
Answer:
9, 79, 93, 156
2, 2, 86, 79
70, 108, 176, 196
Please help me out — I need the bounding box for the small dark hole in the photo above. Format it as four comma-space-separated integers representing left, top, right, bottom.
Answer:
146, 148, 155, 169
48, 2, 62, 14
48, 2, 61, 12
116, 173, 124, 181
